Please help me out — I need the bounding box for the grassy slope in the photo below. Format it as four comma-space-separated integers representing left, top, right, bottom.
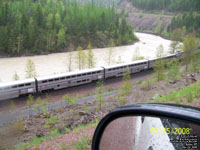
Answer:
15, 79, 200, 149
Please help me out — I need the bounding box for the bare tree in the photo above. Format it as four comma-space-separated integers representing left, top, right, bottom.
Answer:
132, 46, 144, 61
107, 39, 115, 65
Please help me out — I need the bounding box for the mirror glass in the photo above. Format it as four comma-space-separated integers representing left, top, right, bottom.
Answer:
100, 116, 200, 150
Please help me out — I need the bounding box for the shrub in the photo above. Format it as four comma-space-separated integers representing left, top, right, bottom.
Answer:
141, 78, 155, 91
117, 96, 126, 106
10, 100, 16, 110
11, 118, 25, 134
95, 80, 105, 110
63, 94, 78, 106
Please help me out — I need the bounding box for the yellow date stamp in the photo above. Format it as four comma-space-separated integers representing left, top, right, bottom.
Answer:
150, 128, 191, 135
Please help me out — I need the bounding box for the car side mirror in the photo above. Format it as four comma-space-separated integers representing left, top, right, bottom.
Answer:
92, 103, 200, 150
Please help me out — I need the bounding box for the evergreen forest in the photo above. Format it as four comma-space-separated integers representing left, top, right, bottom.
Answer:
168, 12, 200, 37
129, 0, 200, 12
0, 0, 137, 55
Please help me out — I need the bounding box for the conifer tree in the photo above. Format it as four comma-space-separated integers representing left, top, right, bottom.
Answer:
182, 34, 198, 71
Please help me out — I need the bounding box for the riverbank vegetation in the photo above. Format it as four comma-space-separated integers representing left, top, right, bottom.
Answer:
0, 0, 137, 56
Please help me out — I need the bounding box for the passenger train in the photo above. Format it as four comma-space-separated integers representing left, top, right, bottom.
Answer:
0, 52, 184, 101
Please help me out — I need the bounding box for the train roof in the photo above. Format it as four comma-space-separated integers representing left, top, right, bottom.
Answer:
0, 78, 35, 88
104, 59, 148, 69
36, 67, 104, 81
148, 53, 177, 61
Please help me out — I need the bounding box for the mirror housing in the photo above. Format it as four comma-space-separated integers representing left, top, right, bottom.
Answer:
92, 103, 200, 150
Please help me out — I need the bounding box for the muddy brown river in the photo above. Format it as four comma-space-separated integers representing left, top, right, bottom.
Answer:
0, 33, 172, 83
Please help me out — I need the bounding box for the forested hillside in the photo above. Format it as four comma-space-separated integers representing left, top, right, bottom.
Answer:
125, 0, 200, 38
77, 0, 121, 7
129, 0, 200, 12
0, 0, 136, 55
168, 12, 200, 37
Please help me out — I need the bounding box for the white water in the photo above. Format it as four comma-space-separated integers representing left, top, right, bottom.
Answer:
0, 32, 172, 83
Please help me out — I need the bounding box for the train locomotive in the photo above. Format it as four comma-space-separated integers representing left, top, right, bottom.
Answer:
0, 53, 183, 101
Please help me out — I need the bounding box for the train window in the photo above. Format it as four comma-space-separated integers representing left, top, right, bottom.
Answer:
60, 77, 65, 80
66, 76, 70, 79
25, 83, 31, 86
82, 79, 86, 82
72, 75, 76, 78
87, 72, 91, 75
97, 71, 101, 73
83, 73, 86, 76
42, 80, 47, 83
77, 74, 81, 77
11, 85, 18, 88
92, 72, 96, 74
49, 79, 53, 82
18, 84, 24, 87
55, 78, 59, 81
77, 80, 81, 83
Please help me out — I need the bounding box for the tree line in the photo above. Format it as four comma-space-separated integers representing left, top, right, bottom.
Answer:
129, 0, 200, 12
0, 0, 137, 55
168, 12, 200, 37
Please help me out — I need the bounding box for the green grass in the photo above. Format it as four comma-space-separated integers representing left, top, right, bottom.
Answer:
15, 129, 60, 150
15, 119, 99, 150
72, 136, 89, 150
136, 80, 143, 85
73, 119, 99, 132
147, 81, 200, 104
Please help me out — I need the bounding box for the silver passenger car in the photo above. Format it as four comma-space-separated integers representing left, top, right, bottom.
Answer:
37, 67, 104, 92
162, 54, 177, 62
104, 60, 148, 78
148, 54, 177, 68
0, 78, 36, 101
